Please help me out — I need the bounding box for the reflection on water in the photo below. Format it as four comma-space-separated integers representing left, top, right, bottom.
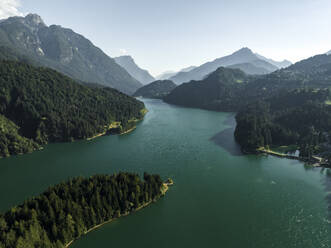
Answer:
323, 169, 331, 219
210, 113, 243, 156
210, 127, 243, 156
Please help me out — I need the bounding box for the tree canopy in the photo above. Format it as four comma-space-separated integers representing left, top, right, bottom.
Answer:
0, 61, 145, 157
0, 173, 165, 248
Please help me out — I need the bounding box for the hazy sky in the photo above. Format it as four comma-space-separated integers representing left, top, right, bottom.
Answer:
1, 0, 331, 76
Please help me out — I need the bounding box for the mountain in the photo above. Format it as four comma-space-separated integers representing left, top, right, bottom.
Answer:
164, 67, 248, 111
0, 14, 142, 95
169, 48, 278, 84
255, 53, 292, 68
156, 66, 197, 80
0, 60, 145, 157
326, 50, 331, 55
156, 71, 177, 80
164, 53, 331, 112
181, 66, 197, 72
133, 80, 177, 99
114, 55, 155, 85
228, 62, 272, 75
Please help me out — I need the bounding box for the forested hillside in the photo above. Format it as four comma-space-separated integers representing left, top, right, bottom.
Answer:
0, 173, 167, 248
133, 80, 177, 99
0, 114, 40, 157
0, 61, 145, 157
165, 54, 331, 112
164, 67, 248, 111
234, 89, 331, 164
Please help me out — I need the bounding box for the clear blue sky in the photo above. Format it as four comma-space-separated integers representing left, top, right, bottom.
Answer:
2, 0, 331, 76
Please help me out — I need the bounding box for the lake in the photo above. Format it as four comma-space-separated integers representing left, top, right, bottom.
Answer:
0, 99, 330, 248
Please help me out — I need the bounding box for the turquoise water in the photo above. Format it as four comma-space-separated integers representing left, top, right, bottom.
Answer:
0, 99, 330, 247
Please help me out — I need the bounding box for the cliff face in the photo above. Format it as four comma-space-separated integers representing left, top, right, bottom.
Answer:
0, 14, 142, 95
114, 55, 155, 85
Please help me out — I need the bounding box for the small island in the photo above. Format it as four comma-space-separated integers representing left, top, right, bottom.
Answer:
0, 173, 172, 248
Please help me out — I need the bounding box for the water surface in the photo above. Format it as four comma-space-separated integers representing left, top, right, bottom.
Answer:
0, 99, 330, 248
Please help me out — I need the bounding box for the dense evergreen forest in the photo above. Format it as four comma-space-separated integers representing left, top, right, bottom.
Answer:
164, 67, 248, 111
0, 61, 145, 158
0, 114, 40, 157
133, 80, 177, 99
234, 89, 331, 165
0, 173, 167, 248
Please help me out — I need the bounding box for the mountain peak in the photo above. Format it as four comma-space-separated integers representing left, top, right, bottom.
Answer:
233, 47, 254, 55
115, 55, 134, 62
114, 55, 155, 85
24, 14, 46, 27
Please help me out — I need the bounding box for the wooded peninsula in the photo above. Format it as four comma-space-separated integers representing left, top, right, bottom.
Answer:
0, 173, 171, 248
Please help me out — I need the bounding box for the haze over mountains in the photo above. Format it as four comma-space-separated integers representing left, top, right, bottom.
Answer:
114, 55, 155, 85
165, 52, 331, 111
156, 66, 197, 80
169, 48, 292, 84
0, 13, 296, 94
0, 14, 142, 95
255, 53, 292, 68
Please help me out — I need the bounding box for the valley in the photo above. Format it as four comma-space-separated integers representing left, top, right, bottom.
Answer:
0, 99, 329, 248
0, 5, 330, 247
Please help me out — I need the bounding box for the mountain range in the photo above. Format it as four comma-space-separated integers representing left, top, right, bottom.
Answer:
164, 52, 331, 111
169, 48, 291, 84
156, 66, 197, 80
0, 14, 142, 95
114, 55, 155, 85
255, 53, 292, 68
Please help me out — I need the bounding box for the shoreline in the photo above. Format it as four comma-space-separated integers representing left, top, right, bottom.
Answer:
87, 108, 148, 141
256, 147, 329, 168
65, 181, 171, 248
120, 126, 137, 135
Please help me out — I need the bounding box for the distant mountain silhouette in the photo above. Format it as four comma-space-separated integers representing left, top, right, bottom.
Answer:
156, 71, 177, 80
169, 48, 282, 84
255, 53, 292, 68
228, 63, 270, 75
156, 66, 197, 80
165, 53, 331, 111
114, 55, 155, 85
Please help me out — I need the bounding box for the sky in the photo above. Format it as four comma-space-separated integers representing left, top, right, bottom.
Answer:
1, 0, 331, 76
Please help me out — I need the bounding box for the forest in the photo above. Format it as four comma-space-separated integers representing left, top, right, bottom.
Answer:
0, 61, 145, 157
0, 173, 166, 248
165, 54, 331, 112
133, 80, 177, 99
234, 89, 331, 164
